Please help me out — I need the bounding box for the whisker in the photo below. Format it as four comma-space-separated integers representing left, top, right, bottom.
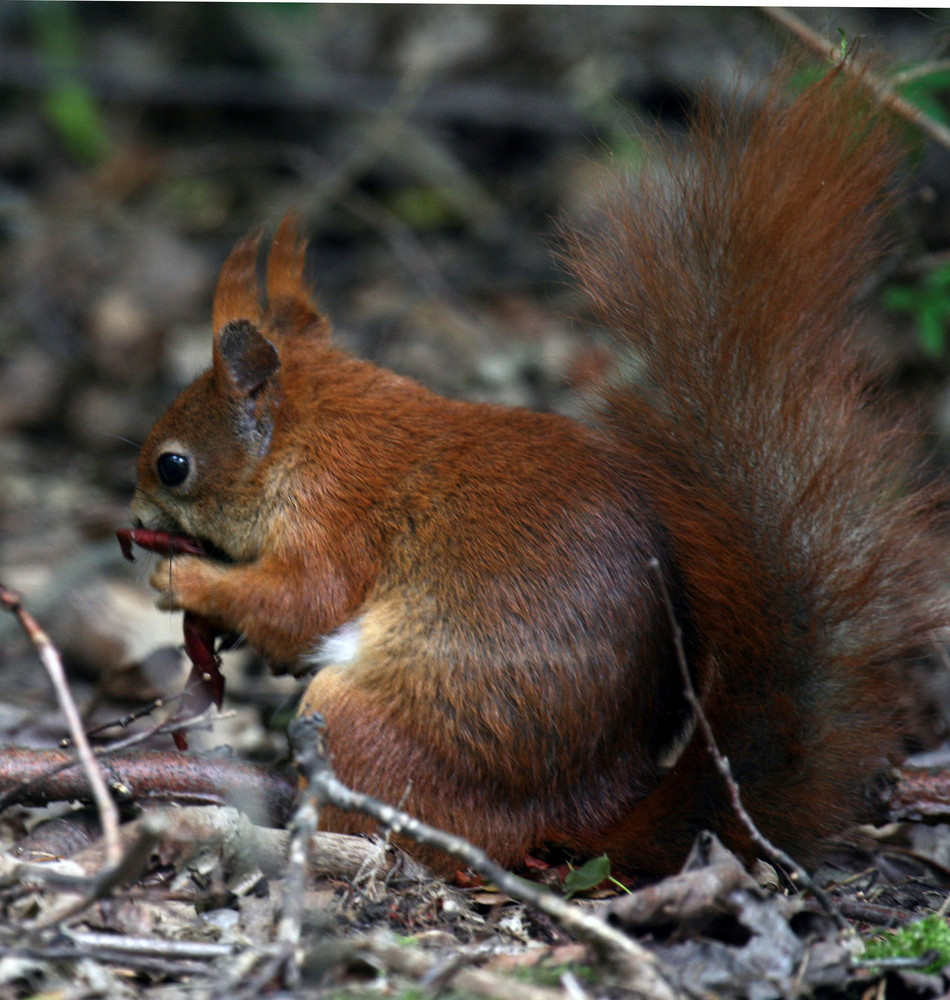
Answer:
98, 432, 142, 449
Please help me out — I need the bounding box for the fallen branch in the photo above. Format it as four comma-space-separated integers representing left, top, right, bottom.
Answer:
14, 803, 427, 901
0, 745, 295, 826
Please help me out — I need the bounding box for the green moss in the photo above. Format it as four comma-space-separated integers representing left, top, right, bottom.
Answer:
863, 914, 950, 975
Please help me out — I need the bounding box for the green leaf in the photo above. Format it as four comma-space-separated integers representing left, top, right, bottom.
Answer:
562, 854, 611, 898
835, 28, 849, 60
43, 81, 111, 165
388, 187, 458, 231
32, 1, 111, 165
882, 262, 950, 358
918, 308, 949, 357
882, 285, 918, 311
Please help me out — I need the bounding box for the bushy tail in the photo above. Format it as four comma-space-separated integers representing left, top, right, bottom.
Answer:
568, 67, 950, 872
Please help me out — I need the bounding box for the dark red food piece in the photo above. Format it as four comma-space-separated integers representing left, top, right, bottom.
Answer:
116, 528, 208, 562
173, 615, 227, 750
177, 611, 228, 750
116, 528, 222, 749
182, 613, 226, 707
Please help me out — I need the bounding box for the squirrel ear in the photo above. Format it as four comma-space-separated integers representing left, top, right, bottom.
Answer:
215, 319, 280, 398
213, 230, 265, 335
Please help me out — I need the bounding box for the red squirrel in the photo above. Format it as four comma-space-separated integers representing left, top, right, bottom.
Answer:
127, 69, 949, 877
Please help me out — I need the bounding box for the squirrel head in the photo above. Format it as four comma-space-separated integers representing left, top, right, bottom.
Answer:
130, 215, 328, 561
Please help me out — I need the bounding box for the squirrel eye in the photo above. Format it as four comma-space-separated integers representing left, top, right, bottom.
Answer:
156, 452, 190, 487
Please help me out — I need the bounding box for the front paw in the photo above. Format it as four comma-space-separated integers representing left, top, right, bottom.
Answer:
150, 556, 222, 613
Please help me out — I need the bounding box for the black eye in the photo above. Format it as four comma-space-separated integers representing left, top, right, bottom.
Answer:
156, 452, 190, 487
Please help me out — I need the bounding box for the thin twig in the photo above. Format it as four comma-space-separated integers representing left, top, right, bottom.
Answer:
287, 714, 683, 999
83, 692, 184, 739
274, 794, 319, 989
892, 59, 950, 87
648, 560, 846, 929
0, 584, 121, 867
224, 795, 323, 996
0, 936, 226, 979
761, 6, 950, 152
60, 926, 234, 961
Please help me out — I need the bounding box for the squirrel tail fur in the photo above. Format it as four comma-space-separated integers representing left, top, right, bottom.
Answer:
566, 68, 950, 872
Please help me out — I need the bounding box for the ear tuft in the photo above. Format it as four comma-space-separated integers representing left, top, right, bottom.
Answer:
215, 319, 280, 398
213, 230, 265, 335
266, 213, 323, 334
211, 216, 326, 348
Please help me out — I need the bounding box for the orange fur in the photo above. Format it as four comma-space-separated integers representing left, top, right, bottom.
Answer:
212, 229, 263, 334
130, 68, 949, 876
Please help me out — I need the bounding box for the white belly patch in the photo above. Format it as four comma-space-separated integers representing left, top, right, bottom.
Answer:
306, 616, 364, 671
